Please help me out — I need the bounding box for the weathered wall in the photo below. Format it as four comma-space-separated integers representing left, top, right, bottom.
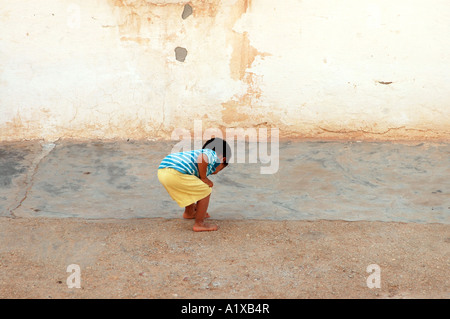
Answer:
1, 0, 449, 141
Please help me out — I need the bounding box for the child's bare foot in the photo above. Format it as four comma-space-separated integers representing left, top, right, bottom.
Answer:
193, 222, 218, 232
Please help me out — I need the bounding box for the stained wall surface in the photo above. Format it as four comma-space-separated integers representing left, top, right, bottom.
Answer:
1, 0, 449, 141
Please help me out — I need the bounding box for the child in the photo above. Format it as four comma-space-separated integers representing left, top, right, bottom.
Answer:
157, 138, 231, 232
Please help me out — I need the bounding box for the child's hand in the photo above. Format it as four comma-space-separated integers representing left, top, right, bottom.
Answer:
201, 178, 213, 188
197, 153, 213, 187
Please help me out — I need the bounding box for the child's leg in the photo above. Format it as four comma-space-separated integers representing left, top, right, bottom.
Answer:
193, 194, 218, 232
183, 203, 196, 219
183, 203, 210, 219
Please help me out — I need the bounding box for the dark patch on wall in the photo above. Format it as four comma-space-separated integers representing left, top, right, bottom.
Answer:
107, 164, 128, 185
175, 47, 188, 62
0, 149, 27, 188
182, 3, 193, 19
105, 162, 137, 189
117, 183, 133, 190
40, 181, 82, 196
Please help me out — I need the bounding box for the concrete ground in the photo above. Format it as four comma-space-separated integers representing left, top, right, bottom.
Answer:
0, 139, 449, 298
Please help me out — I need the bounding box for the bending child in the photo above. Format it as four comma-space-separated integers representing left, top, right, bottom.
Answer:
157, 138, 231, 232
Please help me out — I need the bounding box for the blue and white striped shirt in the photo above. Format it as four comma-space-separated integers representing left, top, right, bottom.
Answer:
158, 149, 220, 177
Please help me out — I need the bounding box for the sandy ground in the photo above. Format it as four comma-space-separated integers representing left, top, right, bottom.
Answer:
0, 217, 448, 299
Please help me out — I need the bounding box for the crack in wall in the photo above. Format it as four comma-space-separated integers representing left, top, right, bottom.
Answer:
8, 141, 58, 218
317, 126, 449, 135
318, 126, 409, 135
312, 126, 450, 141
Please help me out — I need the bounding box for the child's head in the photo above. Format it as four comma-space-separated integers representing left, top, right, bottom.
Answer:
202, 137, 232, 167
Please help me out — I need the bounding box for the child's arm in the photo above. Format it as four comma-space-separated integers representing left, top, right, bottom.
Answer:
197, 153, 213, 187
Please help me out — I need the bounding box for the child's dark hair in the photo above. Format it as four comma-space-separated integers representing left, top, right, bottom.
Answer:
202, 137, 232, 166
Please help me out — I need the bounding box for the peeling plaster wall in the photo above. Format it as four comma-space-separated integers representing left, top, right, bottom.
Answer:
1, 0, 449, 141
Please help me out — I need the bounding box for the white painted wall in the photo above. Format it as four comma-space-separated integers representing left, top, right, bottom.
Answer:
1, 0, 449, 141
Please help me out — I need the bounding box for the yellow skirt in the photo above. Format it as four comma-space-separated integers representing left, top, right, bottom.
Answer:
157, 168, 212, 207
